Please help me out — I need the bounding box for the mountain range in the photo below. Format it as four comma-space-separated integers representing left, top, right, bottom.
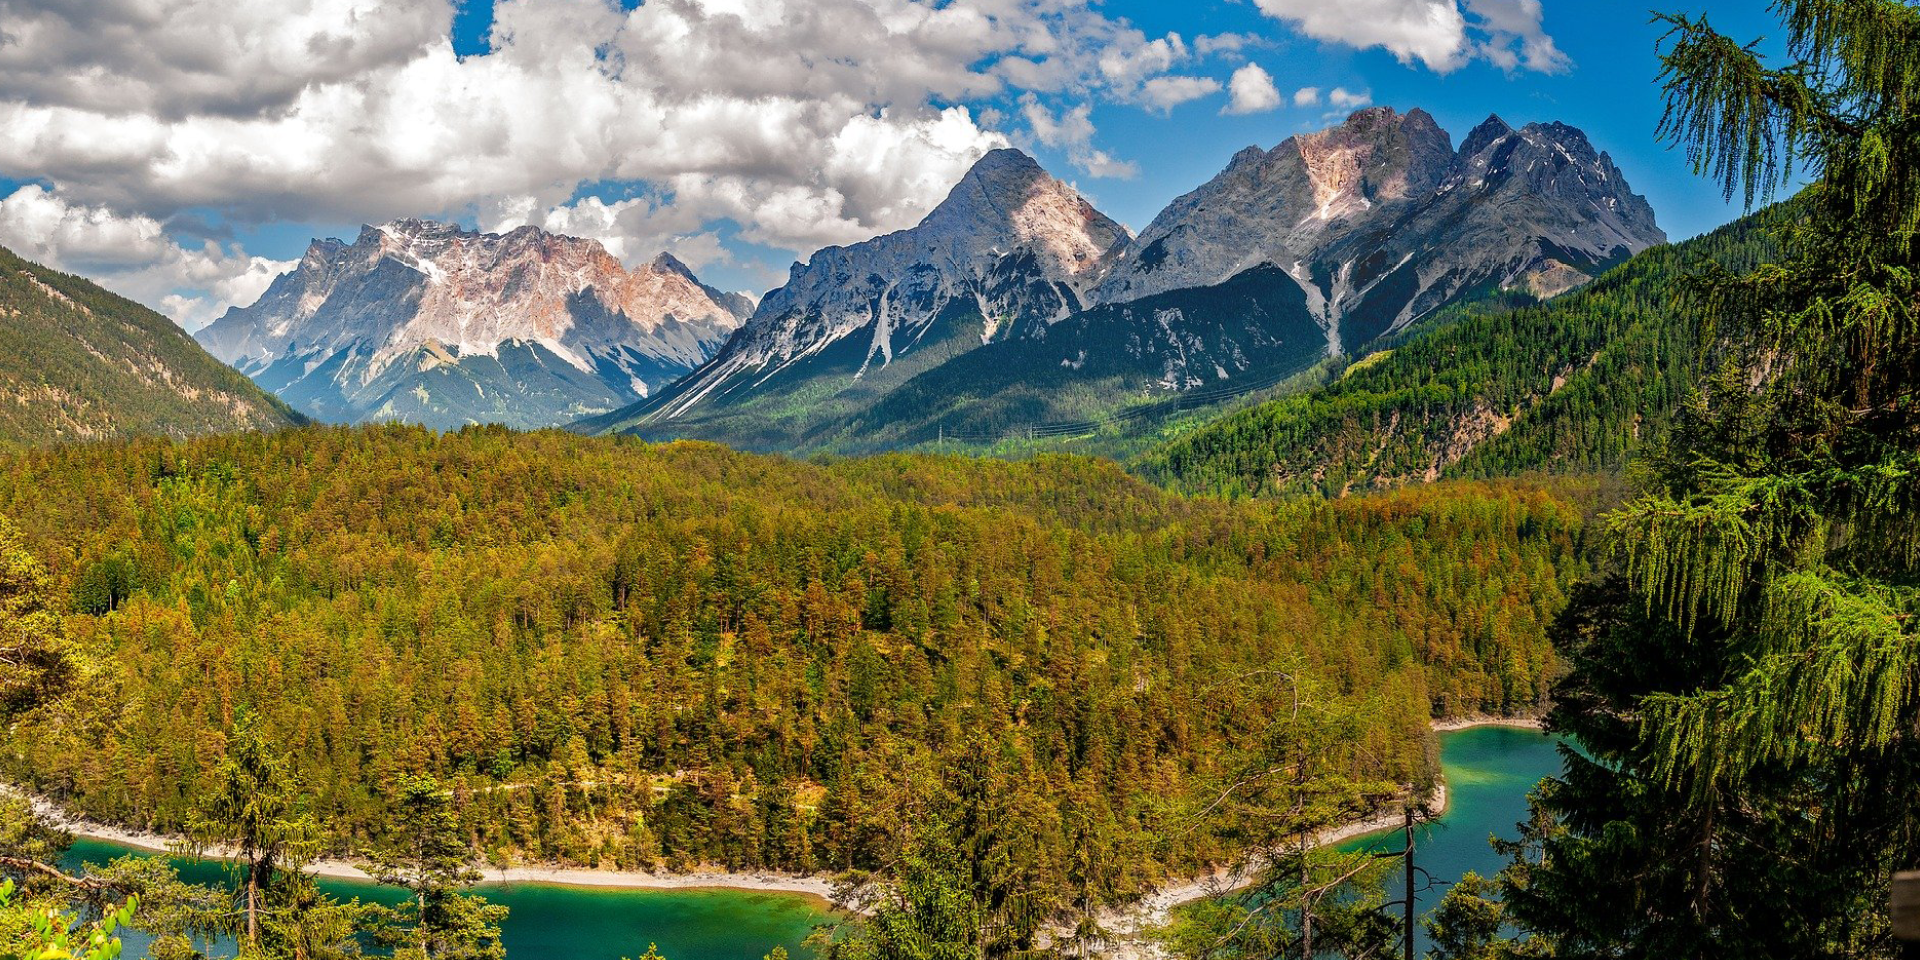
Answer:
587, 107, 1666, 450
163, 106, 1668, 448
577, 147, 1132, 444
1140, 204, 1784, 496
196, 220, 750, 430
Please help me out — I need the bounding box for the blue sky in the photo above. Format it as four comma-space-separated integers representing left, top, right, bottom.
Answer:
0, 0, 1795, 325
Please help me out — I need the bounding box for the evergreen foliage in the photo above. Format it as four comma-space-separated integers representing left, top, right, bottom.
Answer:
1475, 3, 1920, 957
366, 776, 507, 960
0, 426, 1588, 915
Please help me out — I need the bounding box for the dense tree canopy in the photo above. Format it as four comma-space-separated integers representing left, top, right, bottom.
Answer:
0, 427, 1588, 911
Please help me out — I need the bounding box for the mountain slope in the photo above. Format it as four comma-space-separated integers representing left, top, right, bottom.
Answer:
197, 221, 747, 430
1095, 108, 1665, 348
595, 109, 1666, 454
773, 109, 1669, 453
1138, 205, 1787, 497
580, 148, 1131, 448
0, 243, 301, 444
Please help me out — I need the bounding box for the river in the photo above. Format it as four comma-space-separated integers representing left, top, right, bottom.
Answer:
59, 724, 1561, 959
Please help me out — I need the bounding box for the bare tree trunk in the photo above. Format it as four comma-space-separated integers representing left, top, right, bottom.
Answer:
1300, 828, 1312, 960
1403, 808, 1415, 960
247, 856, 261, 946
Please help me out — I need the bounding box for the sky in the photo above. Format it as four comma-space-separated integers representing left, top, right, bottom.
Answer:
0, 0, 1795, 331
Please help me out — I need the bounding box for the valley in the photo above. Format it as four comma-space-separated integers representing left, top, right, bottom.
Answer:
4, 2, 1916, 958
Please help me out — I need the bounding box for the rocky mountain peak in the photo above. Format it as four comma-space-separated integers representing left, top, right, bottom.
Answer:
1091, 106, 1667, 351
610, 150, 1133, 430
917, 148, 1131, 275
650, 251, 698, 281
195, 218, 749, 429
1291, 106, 1458, 221
1460, 114, 1515, 157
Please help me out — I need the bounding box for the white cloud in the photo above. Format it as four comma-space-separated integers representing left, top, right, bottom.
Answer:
1192, 33, 1259, 57
1251, 0, 1563, 73
0, 0, 1220, 300
1222, 64, 1283, 115
1329, 87, 1374, 109
1293, 86, 1323, 107
1465, 0, 1570, 73
1138, 76, 1224, 114
0, 0, 447, 118
0, 185, 292, 329
1021, 97, 1138, 180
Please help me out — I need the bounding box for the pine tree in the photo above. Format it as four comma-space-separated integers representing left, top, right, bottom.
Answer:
0, 517, 73, 717
367, 775, 508, 960
1509, 2, 1920, 956
187, 712, 371, 960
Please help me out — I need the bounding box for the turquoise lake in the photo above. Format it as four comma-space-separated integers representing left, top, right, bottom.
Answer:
60, 724, 1561, 958
59, 838, 836, 960
1336, 725, 1565, 954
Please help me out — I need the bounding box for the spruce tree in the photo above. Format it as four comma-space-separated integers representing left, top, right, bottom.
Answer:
1507, 2, 1920, 956
367, 775, 508, 960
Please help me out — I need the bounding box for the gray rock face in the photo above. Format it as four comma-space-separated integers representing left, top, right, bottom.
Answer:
196, 220, 748, 429
627, 147, 1131, 425
1093, 107, 1666, 353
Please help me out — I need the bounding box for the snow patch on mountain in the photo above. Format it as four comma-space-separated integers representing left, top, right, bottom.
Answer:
196, 220, 748, 429
639, 148, 1131, 423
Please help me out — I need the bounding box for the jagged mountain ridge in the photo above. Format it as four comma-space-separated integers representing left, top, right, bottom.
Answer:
197, 220, 748, 430
583, 147, 1131, 442
0, 243, 302, 443
1137, 205, 1789, 497
1094, 107, 1666, 352
588, 109, 1666, 452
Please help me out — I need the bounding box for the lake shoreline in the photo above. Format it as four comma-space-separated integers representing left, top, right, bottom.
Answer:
1431, 715, 1545, 733
6, 784, 836, 905
12, 716, 1538, 930
1090, 717, 1543, 959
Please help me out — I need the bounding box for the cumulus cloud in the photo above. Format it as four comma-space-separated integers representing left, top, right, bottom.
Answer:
1465, 0, 1571, 72
1138, 76, 1224, 114
1223, 64, 1283, 115
1021, 97, 1138, 180
1293, 86, 1323, 107
0, 0, 447, 118
1251, 0, 1563, 73
0, 0, 1231, 308
1192, 33, 1260, 57
0, 185, 293, 329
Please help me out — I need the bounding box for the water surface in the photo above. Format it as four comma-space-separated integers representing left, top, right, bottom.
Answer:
61, 837, 833, 960
58, 725, 1560, 959
1336, 724, 1564, 953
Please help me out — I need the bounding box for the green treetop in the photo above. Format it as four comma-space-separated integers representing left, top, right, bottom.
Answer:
366, 775, 507, 960
1491, 2, 1920, 957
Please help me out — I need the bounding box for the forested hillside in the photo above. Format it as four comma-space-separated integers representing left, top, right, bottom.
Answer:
0, 244, 302, 444
0, 427, 1587, 893
1140, 206, 1787, 496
